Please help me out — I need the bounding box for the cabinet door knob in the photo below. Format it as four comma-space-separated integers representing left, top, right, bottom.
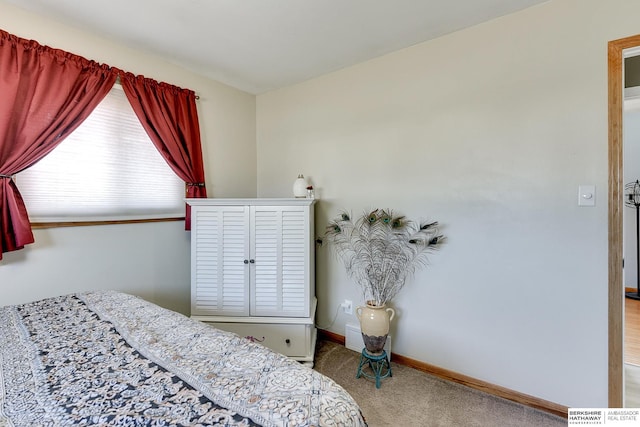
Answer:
249, 259, 255, 264
244, 259, 249, 264
285, 339, 291, 345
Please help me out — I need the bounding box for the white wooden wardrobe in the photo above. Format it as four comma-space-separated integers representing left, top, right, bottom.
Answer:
186, 198, 317, 364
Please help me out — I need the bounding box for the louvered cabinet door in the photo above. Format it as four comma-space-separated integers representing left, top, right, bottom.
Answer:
250, 206, 310, 318
187, 198, 317, 364
190, 205, 250, 316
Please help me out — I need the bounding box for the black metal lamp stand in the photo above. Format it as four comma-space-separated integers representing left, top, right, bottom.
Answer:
626, 180, 640, 300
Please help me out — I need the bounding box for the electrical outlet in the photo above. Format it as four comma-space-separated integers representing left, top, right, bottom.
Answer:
342, 299, 353, 315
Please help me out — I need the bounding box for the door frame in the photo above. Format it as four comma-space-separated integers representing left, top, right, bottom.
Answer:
609, 33, 640, 407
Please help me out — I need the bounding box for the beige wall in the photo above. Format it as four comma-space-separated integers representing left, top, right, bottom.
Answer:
0, 2, 256, 313
257, 0, 640, 408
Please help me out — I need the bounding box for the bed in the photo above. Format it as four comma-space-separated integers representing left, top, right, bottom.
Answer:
0, 290, 367, 426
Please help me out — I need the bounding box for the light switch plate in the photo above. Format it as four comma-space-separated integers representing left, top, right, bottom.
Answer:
578, 185, 595, 207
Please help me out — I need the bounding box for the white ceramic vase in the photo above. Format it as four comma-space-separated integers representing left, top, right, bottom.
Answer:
356, 301, 395, 355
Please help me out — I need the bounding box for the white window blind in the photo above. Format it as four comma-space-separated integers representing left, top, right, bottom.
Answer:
16, 84, 185, 222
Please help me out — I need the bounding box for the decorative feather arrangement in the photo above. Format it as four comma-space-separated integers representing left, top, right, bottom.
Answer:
325, 209, 444, 306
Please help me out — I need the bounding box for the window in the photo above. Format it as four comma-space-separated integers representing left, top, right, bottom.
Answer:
16, 84, 185, 223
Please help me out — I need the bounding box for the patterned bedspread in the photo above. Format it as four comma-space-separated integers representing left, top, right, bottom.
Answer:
0, 291, 367, 427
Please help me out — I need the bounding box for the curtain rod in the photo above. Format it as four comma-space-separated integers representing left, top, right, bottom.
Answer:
114, 75, 200, 99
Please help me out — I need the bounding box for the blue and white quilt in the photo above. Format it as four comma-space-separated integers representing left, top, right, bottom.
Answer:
0, 291, 366, 426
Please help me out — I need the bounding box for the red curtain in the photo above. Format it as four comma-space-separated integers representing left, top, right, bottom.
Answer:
120, 73, 207, 230
0, 30, 117, 259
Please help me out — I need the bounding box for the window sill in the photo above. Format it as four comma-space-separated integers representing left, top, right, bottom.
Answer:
31, 217, 185, 229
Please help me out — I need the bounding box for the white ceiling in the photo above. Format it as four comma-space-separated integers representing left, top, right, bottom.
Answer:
5, 0, 547, 94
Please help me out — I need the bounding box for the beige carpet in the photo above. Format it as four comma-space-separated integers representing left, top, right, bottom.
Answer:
313, 340, 566, 427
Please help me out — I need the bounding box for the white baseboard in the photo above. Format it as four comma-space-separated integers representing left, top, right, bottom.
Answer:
345, 323, 392, 358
